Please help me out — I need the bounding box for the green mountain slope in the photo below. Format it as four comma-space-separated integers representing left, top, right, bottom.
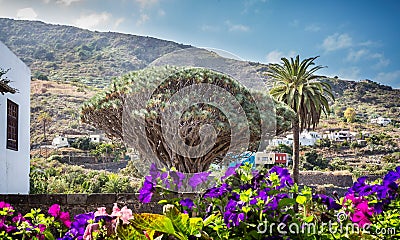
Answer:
0, 18, 192, 88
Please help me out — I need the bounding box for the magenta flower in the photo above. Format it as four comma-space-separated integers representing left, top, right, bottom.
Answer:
48, 204, 71, 228
344, 194, 374, 228
48, 204, 61, 217
60, 211, 72, 228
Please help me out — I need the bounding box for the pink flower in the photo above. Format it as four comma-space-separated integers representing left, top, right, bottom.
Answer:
111, 203, 120, 217
83, 223, 100, 240
59, 211, 72, 228
94, 207, 107, 217
119, 206, 133, 224
111, 203, 133, 224
48, 204, 60, 217
343, 194, 374, 228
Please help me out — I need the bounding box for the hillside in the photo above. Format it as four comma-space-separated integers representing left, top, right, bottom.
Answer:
0, 18, 399, 145
0, 18, 192, 88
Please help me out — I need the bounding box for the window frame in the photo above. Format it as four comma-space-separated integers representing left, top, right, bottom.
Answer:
6, 99, 18, 151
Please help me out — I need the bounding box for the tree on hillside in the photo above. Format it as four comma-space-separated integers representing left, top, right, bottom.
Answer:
81, 66, 295, 173
37, 111, 52, 142
0, 67, 17, 94
344, 107, 356, 123
267, 55, 334, 185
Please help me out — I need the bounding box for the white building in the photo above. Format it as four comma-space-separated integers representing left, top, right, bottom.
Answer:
270, 131, 321, 147
52, 135, 69, 148
255, 152, 290, 166
0, 41, 30, 194
324, 130, 354, 142
89, 133, 108, 143
371, 117, 391, 126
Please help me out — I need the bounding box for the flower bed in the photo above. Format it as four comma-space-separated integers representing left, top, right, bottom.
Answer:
1, 164, 400, 239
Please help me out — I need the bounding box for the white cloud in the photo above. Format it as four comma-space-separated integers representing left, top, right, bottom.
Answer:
346, 49, 368, 62
229, 24, 249, 32
136, 13, 149, 26
265, 50, 296, 63
201, 25, 220, 32
114, 17, 125, 28
305, 23, 321, 32
56, 0, 81, 6
376, 71, 400, 87
225, 21, 249, 32
322, 33, 352, 52
158, 9, 165, 16
370, 53, 390, 69
74, 12, 111, 30
135, 0, 159, 8
337, 67, 360, 80
16, 8, 38, 20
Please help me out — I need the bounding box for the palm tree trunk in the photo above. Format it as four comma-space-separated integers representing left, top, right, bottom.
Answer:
292, 116, 300, 185
292, 116, 300, 212
43, 121, 46, 142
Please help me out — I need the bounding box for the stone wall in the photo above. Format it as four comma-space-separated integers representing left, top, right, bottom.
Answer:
0, 193, 196, 218
0, 186, 345, 218
299, 171, 354, 187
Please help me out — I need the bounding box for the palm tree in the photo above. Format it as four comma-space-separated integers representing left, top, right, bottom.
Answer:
37, 111, 52, 142
267, 55, 334, 185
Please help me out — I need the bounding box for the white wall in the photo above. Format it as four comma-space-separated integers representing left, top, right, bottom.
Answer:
0, 41, 31, 194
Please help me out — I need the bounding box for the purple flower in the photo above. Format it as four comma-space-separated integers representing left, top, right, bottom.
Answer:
347, 177, 372, 196
179, 198, 195, 210
189, 172, 211, 190
265, 194, 289, 211
12, 213, 26, 223
221, 164, 240, 181
149, 163, 160, 181
313, 194, 341, 210
61, 212, 94, 240
204, 183, 230, 198
223, 199, 245, 228
139, 179, 156, 203
383, 166, 400, 184
170, 171, 185, 190
269, 166, 293, 189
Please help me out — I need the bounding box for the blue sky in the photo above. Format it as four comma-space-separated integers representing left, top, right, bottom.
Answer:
1, 0, 399, 88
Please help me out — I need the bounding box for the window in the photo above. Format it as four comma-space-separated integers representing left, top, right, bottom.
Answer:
6, 99, 18, 151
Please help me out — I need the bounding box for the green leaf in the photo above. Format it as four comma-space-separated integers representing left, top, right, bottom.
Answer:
132, 213, 176, 235
116, 222, 148, 240
203, 214, 218, 227
304, 215, 314, 223
278, 198, 296, 208
296, 195, 307, 205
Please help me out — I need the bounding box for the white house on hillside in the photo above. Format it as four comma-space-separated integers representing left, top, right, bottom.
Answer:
0, 41, 30, 194
270, 131, 322, 147
371, 117, 391, 126
52, 135, 69, 148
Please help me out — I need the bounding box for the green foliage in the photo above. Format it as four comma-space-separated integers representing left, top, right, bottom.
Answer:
270, 143, 293, 154
301, 150, 329, 170
29, 158, 140, 194
70, 137, 97, 150
315, 138, 331, 148
344, 107, 356, 122
329, 157, 349, 171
